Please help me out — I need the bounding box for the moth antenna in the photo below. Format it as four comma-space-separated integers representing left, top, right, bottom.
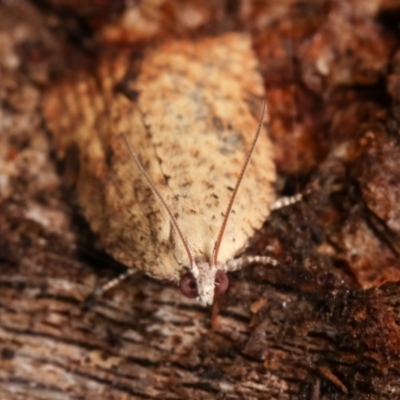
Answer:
211, 101, 267, 266
122, 135, 196, 266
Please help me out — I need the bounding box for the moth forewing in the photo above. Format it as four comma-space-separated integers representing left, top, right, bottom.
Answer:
211, 101, 268, 267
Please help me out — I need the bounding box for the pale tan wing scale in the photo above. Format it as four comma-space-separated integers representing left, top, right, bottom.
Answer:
43, 33, 276, 284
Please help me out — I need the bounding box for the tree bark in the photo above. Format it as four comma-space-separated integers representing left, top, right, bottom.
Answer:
1, 1, 400, 399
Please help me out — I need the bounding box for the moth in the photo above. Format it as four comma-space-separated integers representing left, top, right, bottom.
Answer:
44, 33, 286, 306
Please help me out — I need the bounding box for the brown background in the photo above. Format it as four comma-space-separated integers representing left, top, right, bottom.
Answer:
1, 1, 400, 398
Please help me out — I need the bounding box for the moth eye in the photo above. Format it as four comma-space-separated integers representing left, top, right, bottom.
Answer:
179, 273, 198, 298
214, 270, 229, 295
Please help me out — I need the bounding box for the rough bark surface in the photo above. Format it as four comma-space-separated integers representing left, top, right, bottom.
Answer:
1, 1, 400, 399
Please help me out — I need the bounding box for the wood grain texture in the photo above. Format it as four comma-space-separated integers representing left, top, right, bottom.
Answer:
1, 1, 400, 399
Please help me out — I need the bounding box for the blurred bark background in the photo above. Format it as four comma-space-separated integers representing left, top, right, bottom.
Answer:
1, 0, 400, 398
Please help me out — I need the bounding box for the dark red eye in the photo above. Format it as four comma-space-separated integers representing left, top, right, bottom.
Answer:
179, 273, 198, 298
214, 270, 229, 295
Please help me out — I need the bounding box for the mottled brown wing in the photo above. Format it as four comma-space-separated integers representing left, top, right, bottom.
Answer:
43, 33, 276, 283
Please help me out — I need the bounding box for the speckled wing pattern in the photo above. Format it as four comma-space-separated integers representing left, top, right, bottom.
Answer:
43, 33, 276, 283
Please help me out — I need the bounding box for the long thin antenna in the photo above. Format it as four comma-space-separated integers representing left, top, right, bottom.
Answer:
122, 135, 196, 266
211, 101, 267, 266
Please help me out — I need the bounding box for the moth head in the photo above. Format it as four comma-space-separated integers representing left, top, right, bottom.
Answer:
179, 262, 229, 305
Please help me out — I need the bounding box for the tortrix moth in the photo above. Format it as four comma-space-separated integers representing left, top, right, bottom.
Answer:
43, 33, 279, 305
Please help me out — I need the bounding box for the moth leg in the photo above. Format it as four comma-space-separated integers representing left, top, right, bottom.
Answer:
270, 192, 304, 211
83, 268, 137, 309
226, 191, 311, 274
226, 255, 278, 272
96, 268, 138, 296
